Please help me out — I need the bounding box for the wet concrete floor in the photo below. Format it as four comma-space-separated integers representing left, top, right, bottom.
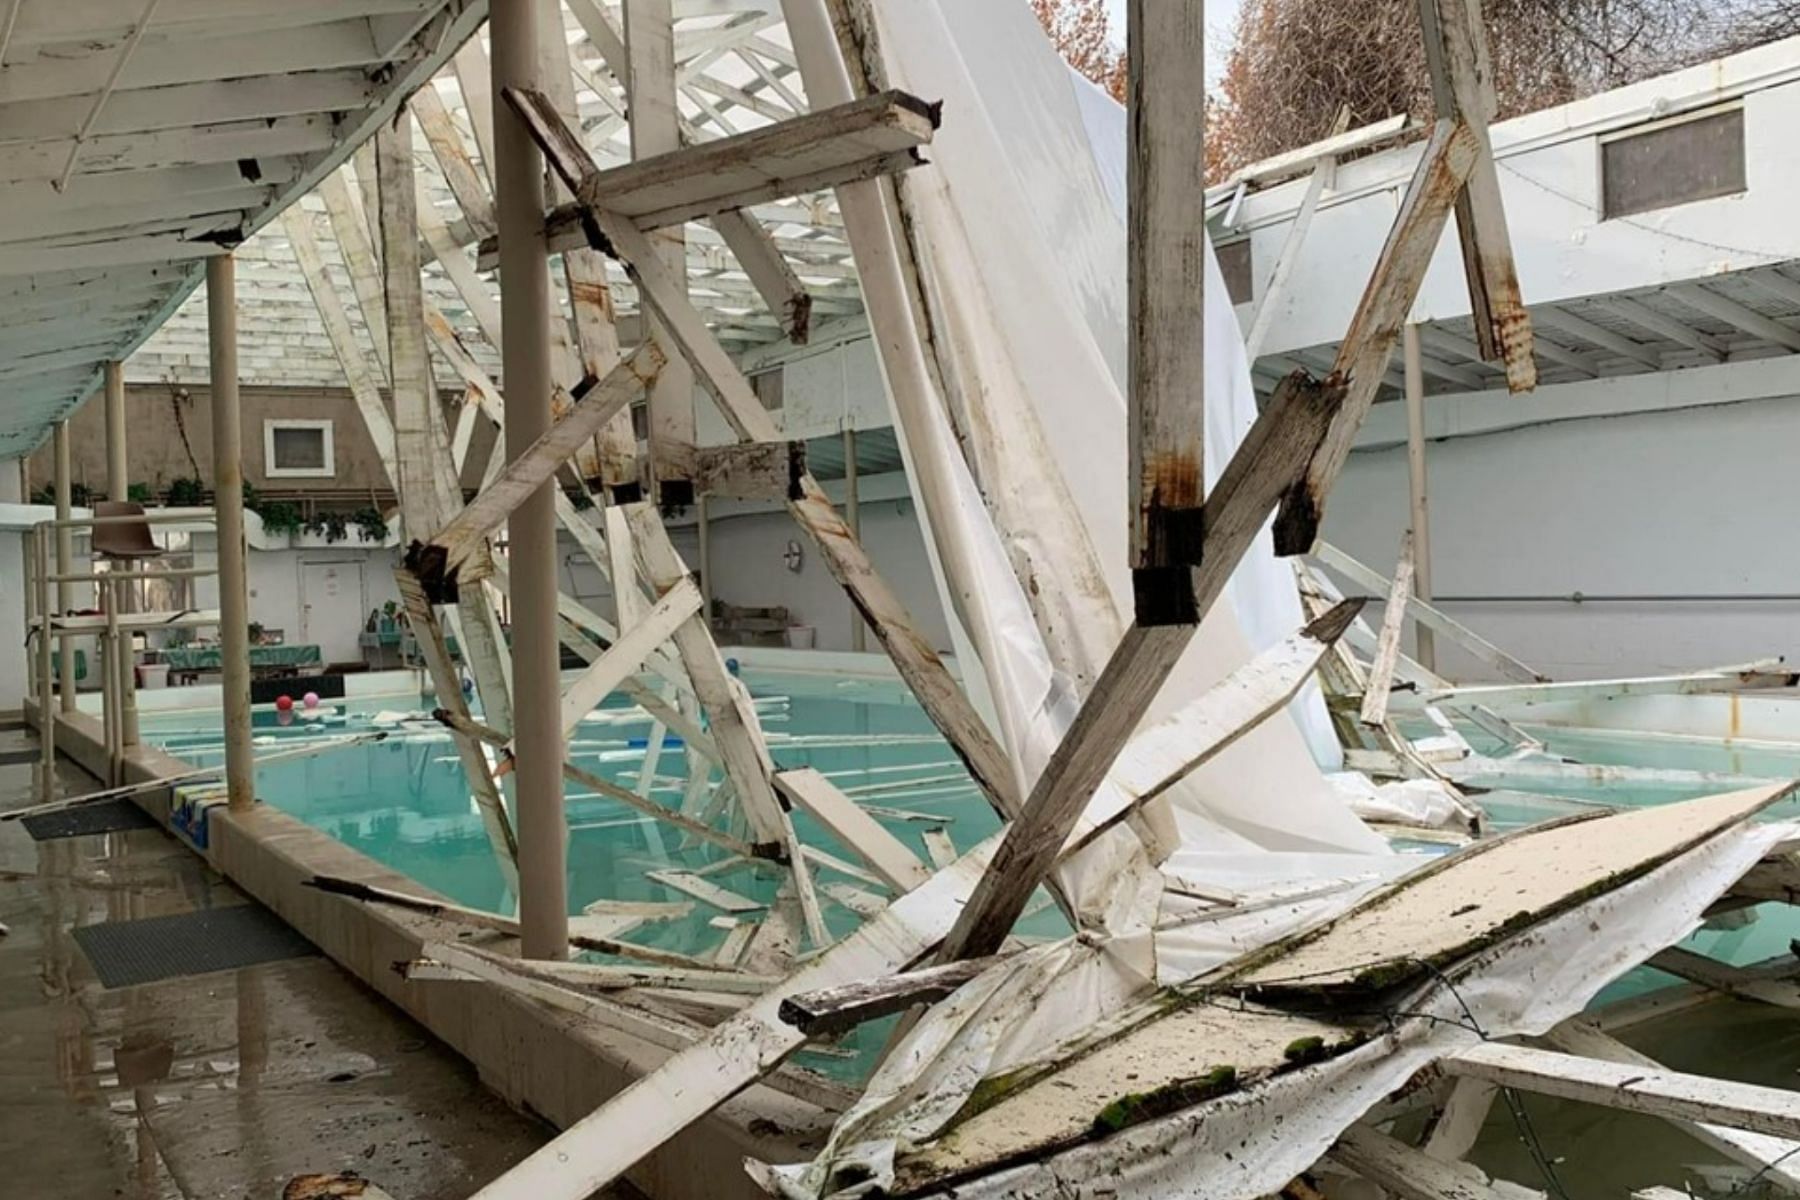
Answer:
0, 732, 621, 1200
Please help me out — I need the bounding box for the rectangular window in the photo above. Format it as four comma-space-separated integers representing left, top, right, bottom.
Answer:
1601, 107, 1746, 220
1217, 238, 1254, 306
264, 420, 335, 478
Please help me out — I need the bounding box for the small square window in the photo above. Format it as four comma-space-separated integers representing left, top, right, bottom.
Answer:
264, 420, 335, 479
1217, 239, 1254, 306
1602, 108, 1746, 220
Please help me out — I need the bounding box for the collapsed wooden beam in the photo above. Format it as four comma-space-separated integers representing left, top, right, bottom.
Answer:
1058, 597, 1364, 864
464, 833, 1004, 1200
1125, 0, 1206, 581
476, 88, 938, 263
1445, 1042, 1800, 1141
550, 575, 703, 742
936, 372, 1347, 963
1546, 1019, 1800, 1191
692, 440, 808, 500
777, 953, 1009, 1036
1272, 118, 1480, 555
1359, 530, 1415, 728
1418, 0, 1536, 392
775, 766, 932, 892
1332, 1122, 1542, 1200
1313, 541, 1547, 683
409, 344, 663, 591
503, 83, 1022, 825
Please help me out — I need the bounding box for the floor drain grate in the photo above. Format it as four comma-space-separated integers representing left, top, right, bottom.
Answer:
74, 904, 320, 988
21, 798, 159, 841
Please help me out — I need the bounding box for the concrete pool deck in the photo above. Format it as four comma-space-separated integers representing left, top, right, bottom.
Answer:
23, 699, 833, 1200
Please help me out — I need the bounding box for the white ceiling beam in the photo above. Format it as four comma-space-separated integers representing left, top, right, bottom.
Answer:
1601, 294, 1727, 362
0, 114, 337, 183
1670, 283, 1800, 354
7, 0, 429, 49
0, 184, 271, 244
1534, 304, 1664, 369
0, 70, 377, 145
0, 20, 381, 105
0, 227, 228, 277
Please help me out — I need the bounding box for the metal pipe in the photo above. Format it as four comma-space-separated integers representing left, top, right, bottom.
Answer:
45, 567, 214, 584
208, 255, 256, 812
1403, 323, 1436, 672
844, 424, 864, 651
35, 529, 54, 797
103, 360, 139, 748
493, 0, 568, 960
54, 422, 76, 712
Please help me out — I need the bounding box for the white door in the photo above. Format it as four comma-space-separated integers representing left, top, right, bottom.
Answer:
300, 560, 367, 666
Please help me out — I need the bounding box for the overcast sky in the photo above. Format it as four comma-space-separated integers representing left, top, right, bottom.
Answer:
1101, 0, 1243, 90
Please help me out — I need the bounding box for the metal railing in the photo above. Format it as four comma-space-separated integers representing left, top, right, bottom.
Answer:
29, 512, 221, 797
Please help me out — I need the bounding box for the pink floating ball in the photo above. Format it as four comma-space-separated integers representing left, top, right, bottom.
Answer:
302, 692, 320, 710
275, 694, 294, 712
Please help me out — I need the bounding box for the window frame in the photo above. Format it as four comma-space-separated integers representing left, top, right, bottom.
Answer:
263, 418, 336, 479
1597, 101, 1747, 221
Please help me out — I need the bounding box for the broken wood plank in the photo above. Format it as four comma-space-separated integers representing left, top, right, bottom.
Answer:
489, 87, 936, 243
778, 953, 1010, 1036
1647, 945, 1800, 1010
692, 440, 807, 500
304, 874, 712, 968
552, 574, 703, 742
1391, 665, 1799, 715
647, 869, 765, 914
1273, 118, 1480, 555
776, 766, 931, 892
1332, 1123, 1542, 1200
465, 833, 1003, 1200
394, 572, 519, 888
1313, 541, 1545, 683
410, 79, 495, 241
712, 207, 811, 343
922, 827, 957, 870
1419, 0, 1536, 392
1126, 0, 1206, 577
1059, 598, 1364, 863
417, 344, 663, 580
1359, 530, 1415, 728
1447, 1040, 1800, 1141
558, 758, 762, 861
938, 371, 1348, 963
624, 504, 787, 842
1546, 1019, 1800, 1191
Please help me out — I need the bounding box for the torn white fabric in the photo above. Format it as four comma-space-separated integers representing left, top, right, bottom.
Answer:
1327, 771, 1471, 830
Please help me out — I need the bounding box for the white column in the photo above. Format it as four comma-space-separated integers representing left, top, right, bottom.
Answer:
54, 423, 76, 711
104, 361, 140, 747
1403, 323, 1436, 672
208, 256, 256, 810
494, 0, 569, 959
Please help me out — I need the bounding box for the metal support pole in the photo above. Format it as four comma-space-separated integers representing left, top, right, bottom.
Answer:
104, 361, 139, 747
844, 425, 865, 651
54, 422, 75, 712
494, 0, 569, 960
208, 255, 256, 812
35, 530, 54, 797
1403, 323, 1437, 672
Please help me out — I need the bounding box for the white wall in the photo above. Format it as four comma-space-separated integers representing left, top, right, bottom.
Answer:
1325, 392, 1800, 680
554, 483, 951, 654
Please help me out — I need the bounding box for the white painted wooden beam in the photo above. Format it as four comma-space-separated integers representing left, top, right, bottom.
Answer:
1446, 1041, 1800, 1140
1671, 283, 1800, 353
1126, 0, 1206, 577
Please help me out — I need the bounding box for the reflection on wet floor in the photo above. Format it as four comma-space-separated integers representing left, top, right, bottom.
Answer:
0, 733, 566, 1200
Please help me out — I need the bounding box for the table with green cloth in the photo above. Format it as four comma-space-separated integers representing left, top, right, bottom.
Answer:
163, 644, 323, 681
